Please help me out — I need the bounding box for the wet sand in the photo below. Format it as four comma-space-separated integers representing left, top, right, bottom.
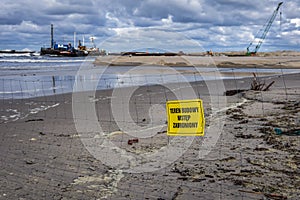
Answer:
0, 71, 299, 199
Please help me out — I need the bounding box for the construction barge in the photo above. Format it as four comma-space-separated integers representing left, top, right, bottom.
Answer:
40, 43, 87, 57
40, 24, 102, 57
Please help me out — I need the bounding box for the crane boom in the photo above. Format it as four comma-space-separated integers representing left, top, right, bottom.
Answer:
246, 2, 283, 55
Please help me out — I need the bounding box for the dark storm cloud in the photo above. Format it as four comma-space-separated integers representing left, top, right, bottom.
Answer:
0, 0, 299, 51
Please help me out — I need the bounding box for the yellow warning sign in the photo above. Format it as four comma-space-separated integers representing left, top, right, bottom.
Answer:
166, 99, 205, 136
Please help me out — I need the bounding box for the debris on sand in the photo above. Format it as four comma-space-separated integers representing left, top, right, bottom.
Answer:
225, 89, 247, 96
250, 73, 275, 91
238, 190, 288, 200
71, 169, 124, 199
127, 138, 139, 145
225, 73, 275, 96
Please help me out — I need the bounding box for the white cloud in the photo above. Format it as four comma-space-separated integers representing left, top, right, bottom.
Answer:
100, 28, 204, 53
19, 21, 40, 31
161, 15, 173, 25
290, 18, 300, 28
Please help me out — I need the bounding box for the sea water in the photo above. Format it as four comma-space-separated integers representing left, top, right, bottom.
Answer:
1, 54, 300, 99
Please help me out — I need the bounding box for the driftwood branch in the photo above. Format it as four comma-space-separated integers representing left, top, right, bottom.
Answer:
225, 73, 276, 96
263, 81, 275, 91
250, 73, 275, 91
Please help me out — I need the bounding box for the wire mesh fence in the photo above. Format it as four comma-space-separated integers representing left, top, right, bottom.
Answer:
0, 66, 299, 199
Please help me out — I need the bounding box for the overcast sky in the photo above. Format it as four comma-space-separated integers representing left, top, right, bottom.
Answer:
0, 0, 299, 52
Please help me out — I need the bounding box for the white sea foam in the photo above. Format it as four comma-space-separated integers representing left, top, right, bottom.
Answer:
29, 103, 60, 114
0, 53, 33, 57
0, 103, 60, 123
0, 58, 85, 63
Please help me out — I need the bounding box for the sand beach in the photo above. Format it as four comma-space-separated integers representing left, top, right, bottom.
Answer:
0, 55, 299, 199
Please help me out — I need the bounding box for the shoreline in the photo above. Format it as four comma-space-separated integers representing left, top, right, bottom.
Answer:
1, 69, 299, 101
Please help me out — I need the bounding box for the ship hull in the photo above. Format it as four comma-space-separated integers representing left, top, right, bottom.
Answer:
40, 48, 87, 57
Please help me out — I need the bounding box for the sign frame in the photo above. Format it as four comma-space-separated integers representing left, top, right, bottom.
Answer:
166, 99, 205, 136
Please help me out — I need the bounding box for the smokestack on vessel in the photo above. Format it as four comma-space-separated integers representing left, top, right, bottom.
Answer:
51, 24, 54, 49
